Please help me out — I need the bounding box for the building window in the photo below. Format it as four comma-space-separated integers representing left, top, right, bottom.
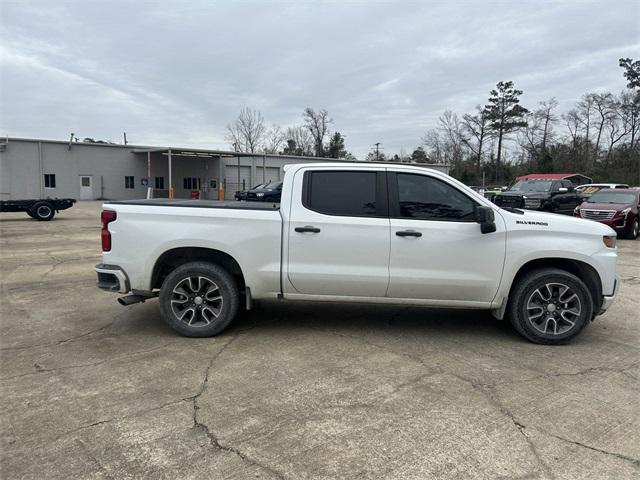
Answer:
155, 177, 165, 189
183, 177, 201, 190
125, 176, 135, 189
44, 174, 56, 189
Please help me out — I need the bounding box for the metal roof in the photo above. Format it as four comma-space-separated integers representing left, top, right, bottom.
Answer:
516, 173, 592, 181
4, 136, 448, 168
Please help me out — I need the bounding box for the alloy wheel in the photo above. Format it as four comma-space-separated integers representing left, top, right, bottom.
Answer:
170, 276, 223, 327
526, 282, 581, 335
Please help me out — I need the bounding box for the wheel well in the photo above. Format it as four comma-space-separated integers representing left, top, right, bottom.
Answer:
151, 247, 246, 292
510, 258, 603, 312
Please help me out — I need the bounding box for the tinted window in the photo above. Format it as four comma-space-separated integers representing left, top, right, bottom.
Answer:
305, 171, 378, 217
510, 180, 553, 192
396, 173, 476, 221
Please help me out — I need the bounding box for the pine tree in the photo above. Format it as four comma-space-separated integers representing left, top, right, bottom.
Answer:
484, 81, 528, 181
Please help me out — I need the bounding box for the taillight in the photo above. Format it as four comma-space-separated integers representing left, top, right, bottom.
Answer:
101, 210, 117, 252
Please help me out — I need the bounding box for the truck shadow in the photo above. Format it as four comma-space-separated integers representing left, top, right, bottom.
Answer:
232, 300, 519, 342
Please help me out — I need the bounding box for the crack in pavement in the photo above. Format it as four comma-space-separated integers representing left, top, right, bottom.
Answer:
75, 438, 116, 480
480, 386, 557, 480
0, 343, 177, 381
313, 326, 640, 473
0, 305, 135, 352
546, 432, 640, 467
50, 398, 194, 443
190, 332, 287, 480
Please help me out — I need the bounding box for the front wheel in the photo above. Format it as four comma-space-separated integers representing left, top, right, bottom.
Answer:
508, 268, 593, 345
159, 262, 239, 337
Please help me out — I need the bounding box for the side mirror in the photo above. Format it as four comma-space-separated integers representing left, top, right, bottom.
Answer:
476, 206, 496, 234
558, 187, 568, 193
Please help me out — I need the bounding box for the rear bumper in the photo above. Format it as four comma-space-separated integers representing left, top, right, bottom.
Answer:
598, 276, 619, 315
95, 263, 130, 294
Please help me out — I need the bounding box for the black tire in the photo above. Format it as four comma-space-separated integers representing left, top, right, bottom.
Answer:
159, 261, 239, 337
31, 202, 55, 221
26, 210, 35, 218
626, 218, 639, 240
508, 268, 593, 345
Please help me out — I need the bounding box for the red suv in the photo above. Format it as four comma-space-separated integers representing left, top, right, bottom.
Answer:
574, 188, 640, 239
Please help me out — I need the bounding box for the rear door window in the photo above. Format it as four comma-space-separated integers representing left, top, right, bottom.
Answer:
303, 171, 384, 217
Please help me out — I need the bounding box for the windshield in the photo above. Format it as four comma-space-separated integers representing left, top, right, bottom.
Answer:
587, 191, 636, 204
266, 181, 283, 190
509, 180, 553, 192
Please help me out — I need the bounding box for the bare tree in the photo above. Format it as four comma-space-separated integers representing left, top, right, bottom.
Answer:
563, 109, 581, 148
263, 124, 284, 154
591, 93, 616, 159
519, 98, 559, 166
437, 110, 466, 164
575, 94, 595, 164
618, 90, 640, 148
283, 126, 314, 156
303, 108, 332, 157
462, 106, 492, 169
537, 98, 559, 152
225, 107, 266, 153
421, 129, 445, 164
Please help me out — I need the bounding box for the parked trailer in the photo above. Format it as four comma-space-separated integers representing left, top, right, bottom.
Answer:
0, 198, 76, 221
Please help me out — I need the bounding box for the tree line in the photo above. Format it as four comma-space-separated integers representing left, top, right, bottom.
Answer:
225, 57, 639, 185
392, 58, 639, 185
225, 107, 354, 160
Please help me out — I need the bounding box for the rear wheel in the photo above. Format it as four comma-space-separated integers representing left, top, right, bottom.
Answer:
159, 261, 239, 337
508, 268, 593, 345
626, 218, 639, 240
31, 202, 55, 221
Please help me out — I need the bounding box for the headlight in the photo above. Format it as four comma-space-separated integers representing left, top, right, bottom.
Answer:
620, 207, 631, 217
603, 235, 617, 248
256, 192, 265, 197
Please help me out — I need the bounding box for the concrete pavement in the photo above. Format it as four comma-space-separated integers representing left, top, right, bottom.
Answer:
1, 201, 638, 479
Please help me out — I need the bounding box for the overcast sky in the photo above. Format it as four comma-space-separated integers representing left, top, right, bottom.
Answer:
1, 0, 638, 159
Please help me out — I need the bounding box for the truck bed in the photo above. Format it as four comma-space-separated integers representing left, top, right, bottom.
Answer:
105, 199, 279, 210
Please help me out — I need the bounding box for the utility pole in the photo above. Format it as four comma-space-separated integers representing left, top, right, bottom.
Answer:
374, 142, 381, 161
123, 132, 128, 145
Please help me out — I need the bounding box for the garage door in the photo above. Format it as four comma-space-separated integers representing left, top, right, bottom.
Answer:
256, 166, 281, 186
225, 165, 252, 199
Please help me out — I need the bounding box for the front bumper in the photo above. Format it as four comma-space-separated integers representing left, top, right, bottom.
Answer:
598, 276, 619, 315
95, 263, 130, 294
574, 214, 629, 232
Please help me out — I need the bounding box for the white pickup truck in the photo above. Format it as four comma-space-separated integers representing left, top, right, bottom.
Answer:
96, 163, 618, 344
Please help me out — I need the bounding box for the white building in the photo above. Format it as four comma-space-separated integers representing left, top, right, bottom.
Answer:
0, 137, 449, 201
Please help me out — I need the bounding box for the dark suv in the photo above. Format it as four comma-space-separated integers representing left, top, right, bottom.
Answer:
493, 179, 583, 214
